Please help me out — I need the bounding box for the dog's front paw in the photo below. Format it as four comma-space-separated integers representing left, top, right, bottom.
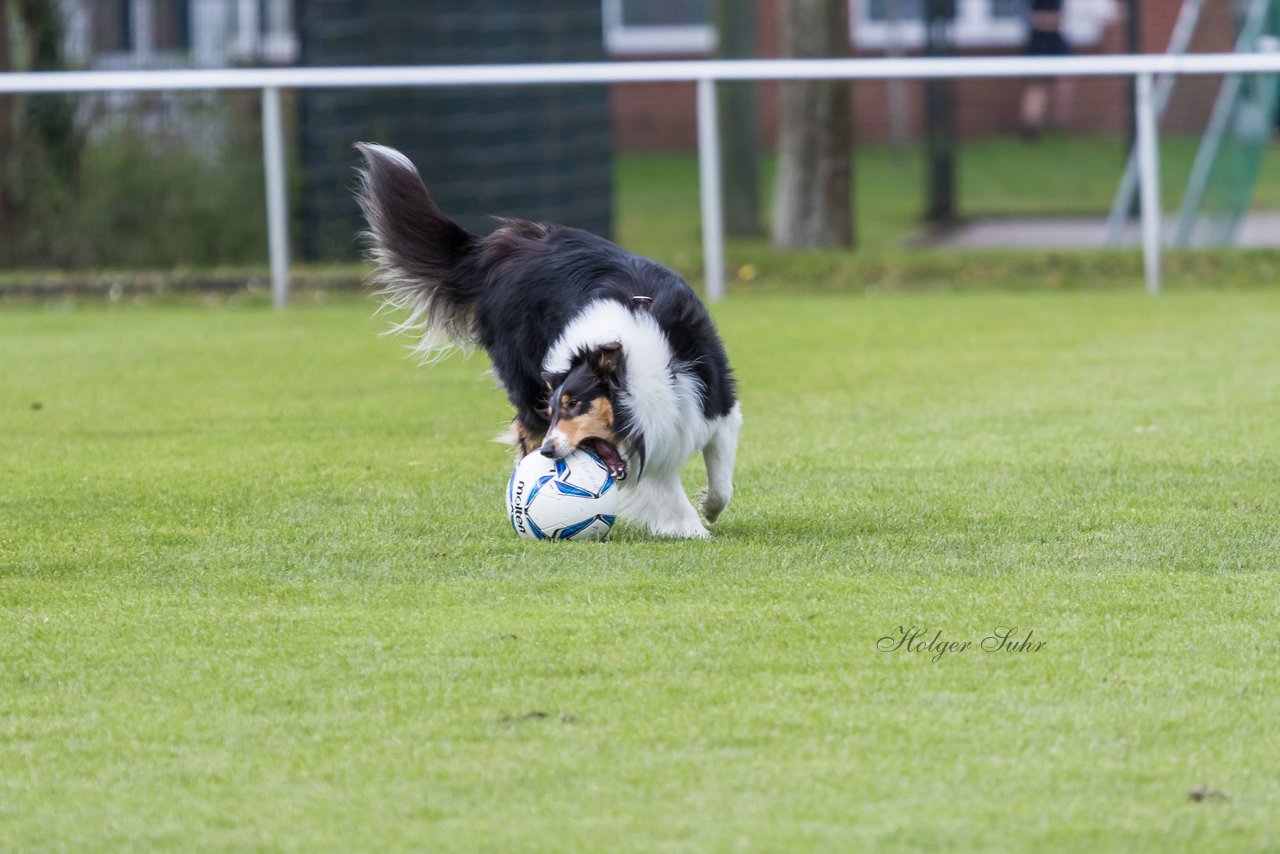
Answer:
697, 487, 728, 524
651, 519, 712, 539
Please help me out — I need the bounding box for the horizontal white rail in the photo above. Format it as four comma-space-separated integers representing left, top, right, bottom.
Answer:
4, 53, 1273, 302
3, 53, 1280, 94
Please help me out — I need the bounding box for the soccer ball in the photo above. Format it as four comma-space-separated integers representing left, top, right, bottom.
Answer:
507, 448, 620, 541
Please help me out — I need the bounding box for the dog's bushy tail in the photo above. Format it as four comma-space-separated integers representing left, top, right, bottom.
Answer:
355, 142, 482, 360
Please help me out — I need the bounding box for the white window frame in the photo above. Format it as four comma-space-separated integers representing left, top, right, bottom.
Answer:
602, 0, 717, 55
853, 0, 1024, 51
229, 0, 298, 65
599, 0, 1035, 57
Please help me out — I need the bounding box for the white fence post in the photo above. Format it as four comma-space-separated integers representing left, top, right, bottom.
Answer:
261, 85, 290, 309
1135, 72, 1162, 295
696, 77, 725, 302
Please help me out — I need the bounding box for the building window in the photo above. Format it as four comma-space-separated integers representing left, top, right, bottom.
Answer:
153, 0, 192, 52
853, 0, 1024, 50
603, 0, 715, 55
91, 0, 133, 54
600, 0, 1097, 56
89, 0, 192, 60
260, 0, 297, 63
229, 0, 298, 64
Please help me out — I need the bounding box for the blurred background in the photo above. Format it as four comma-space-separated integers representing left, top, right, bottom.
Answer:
0, 0, 1277, 286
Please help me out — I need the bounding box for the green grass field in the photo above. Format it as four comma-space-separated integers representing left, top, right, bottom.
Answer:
2, 286, 1278, 851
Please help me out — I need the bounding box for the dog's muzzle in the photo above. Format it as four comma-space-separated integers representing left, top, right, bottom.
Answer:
539, 428, 571, 459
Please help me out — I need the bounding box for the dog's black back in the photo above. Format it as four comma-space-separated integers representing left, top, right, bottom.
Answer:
355, 143, 734, 435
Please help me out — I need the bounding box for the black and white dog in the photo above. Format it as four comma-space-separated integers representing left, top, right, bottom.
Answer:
355, 143, 741, 538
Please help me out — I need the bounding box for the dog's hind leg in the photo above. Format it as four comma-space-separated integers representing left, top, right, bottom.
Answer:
514, 419, 546, 458
699, 403, 742, 524
495, 417, 546, 459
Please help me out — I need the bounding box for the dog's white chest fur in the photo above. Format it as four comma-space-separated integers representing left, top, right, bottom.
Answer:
546, 300, 712, 469
545, 299, 739, 538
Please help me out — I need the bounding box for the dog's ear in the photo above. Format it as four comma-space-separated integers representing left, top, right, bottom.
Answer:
592, 342, 623, 377
542, 370, 566, 390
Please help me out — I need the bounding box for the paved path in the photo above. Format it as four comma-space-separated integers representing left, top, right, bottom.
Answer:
918, 212, 1280, 249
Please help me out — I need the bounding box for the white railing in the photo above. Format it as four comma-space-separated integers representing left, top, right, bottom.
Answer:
4, 52, 1280, 305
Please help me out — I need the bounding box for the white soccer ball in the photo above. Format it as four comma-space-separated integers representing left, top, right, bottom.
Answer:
507, 448, 621, 541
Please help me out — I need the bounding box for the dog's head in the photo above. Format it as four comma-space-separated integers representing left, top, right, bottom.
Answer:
539, 342, 630, 480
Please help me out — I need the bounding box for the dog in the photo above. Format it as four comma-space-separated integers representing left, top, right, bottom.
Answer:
354, 143, 741, 538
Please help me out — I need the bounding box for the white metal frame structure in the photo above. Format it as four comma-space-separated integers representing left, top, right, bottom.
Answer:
4, 53, 1280, 306
1104, 0, 1207, 245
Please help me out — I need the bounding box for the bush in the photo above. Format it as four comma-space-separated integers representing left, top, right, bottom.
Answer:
3, 93, 271, 270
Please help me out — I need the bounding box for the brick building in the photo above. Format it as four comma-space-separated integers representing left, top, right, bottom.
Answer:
608, 1, 1238, 149
64, 2, 1237, 150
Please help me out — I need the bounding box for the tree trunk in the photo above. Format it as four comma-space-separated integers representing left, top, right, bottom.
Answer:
0, 2, 14, 256
714, 0, 761, 237
884, 0, 910, 157
772, 0, 853, 249
923, 0, 956, 224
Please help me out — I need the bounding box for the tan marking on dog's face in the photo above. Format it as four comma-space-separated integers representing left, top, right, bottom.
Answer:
553, 397, 616, 448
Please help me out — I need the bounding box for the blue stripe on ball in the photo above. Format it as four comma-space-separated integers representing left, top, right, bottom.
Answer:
553, 480, 595, 498
526, 474, 553, 507
557, 517, 597, 540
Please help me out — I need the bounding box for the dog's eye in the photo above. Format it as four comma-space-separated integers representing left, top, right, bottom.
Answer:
565, 398, 580, 409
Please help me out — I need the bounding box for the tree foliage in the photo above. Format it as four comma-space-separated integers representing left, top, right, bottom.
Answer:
0, 0, 83, 266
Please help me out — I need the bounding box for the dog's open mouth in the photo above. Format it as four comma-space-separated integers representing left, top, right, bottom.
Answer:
580, 437, 628, 480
